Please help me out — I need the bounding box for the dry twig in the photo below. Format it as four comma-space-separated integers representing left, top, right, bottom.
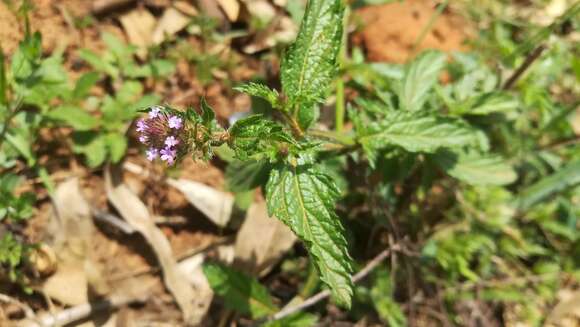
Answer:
262, 245, 399, 323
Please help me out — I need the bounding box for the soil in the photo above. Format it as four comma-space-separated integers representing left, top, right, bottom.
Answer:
353, 0, 470, 63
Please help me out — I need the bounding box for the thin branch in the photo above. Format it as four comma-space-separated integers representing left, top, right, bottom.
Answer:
264, 245, 399, 323
502, 44, 546, 90
19, 293, 147, 327
0, 293, 35, 320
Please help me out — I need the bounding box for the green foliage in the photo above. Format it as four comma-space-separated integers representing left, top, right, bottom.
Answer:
266, 163, 354, 307
398, 50, 447, 111
434, 150, 517, 186
79, 32, 175, 81
370, 268, 406, 327
354, 110, 481, 165
0, 233, 30, 284
234, 83, 281, 109
72, 33, 169, 166
228, 115, 294, 161
517, 160, 580, 210
203, 262, 319, 325
0, 174, 35, 222
203, 262, 278, 318
281, 0, 345, 129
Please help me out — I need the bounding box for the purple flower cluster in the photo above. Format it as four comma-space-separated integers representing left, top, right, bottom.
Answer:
136, 106, 185, 165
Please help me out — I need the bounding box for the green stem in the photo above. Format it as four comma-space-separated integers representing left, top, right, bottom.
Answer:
281, 110, 304, 139
0, 98, 23, 151
411, 0, 449, 54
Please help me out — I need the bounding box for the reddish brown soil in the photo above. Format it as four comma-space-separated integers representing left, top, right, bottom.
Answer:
353, 0, 470, 63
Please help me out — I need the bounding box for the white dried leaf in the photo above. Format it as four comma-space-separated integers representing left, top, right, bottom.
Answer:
234, 201, 296, 275
217, 0, 240, 21
152, 7, 191, 44
119, 8, 156, 59
167, 178, 234, 227
105, 166, 208, 324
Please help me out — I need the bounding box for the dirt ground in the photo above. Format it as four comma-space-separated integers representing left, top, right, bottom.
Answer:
353, 0, 469, 63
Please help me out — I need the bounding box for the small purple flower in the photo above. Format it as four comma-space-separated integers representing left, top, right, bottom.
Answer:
139, 135, 148, 143
164, 136, 179, 148
167, 116, 183, 129
136, 119, 147, 132
146, 148, 158, 161
149, 106, 162, 118
160, 147, 177, 165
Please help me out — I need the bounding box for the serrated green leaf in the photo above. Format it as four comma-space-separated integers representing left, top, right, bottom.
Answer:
203, 262, 277, 319
517, 160, 580, 210
228, 115, 294, 160
399, 50, 446, 111
234, 83, 280, 109
47, 105, 99, 131
266, 164, 353, 307
451, 92, 519, 116
356, 110, 480, 164
434, 150, 517, 186
73, 72, 100, 99
281, 0, 344, 129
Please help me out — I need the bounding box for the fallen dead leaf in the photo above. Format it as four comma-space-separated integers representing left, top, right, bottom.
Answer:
234, 201, 296, 275
152, 7, 192, 45
42, 178, 104, 305
242, 0, 276, 24
167, 178, 234, 227
92, 0, 134, 14
119, 8, 156, 59
174, 1, 199, 16
217, 0, 240, 21
42, 264, 88, 306
243, 16, 297, 54
105, 165, 208, 325
546, 289, 580, 326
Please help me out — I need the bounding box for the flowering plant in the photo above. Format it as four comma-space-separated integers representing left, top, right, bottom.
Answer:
133, 0, 570, 312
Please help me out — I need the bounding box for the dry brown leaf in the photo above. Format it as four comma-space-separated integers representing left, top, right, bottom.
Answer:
234, 201, 296, 275
242, 0, 276, 23
174, 1, 199, 16
105, 166, 208, 325
119, 8, 156, 59
42, 178, 101, 305
42, 264, 88, 306
92, 0, 135, 14
167, 178, 234, 227
546, 289, 580, 326
217, 0, 240, 21
243, 16, 297, 54
152, 7, 192, 45
50, 178, 93, 262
